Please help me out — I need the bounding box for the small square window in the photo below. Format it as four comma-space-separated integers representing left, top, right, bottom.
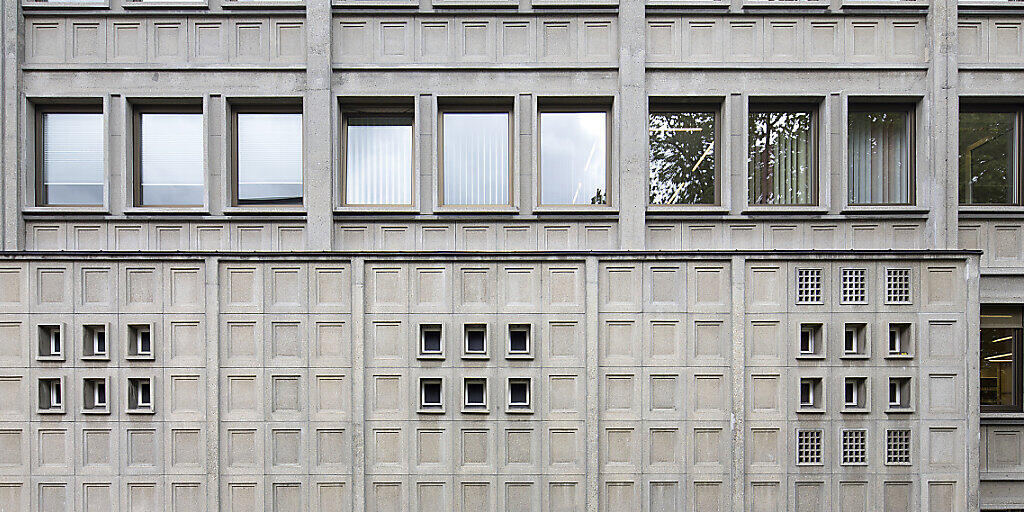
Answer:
886, 429, 912, 465
82, 324, 108, 360
419, 324, 444, 358
798, 323, 823, 358
840, 268, 867, 304
888, 377, 912, 411
796, 429, 823, 465
127, 378, 154, 413
464, 324, 487, 358
37, 324, 64, 361
798, 377, 823, 412
843, 323, 868, 357
507, 378, 532, 413
841, 429, 867, 465
82, 378, 109, 414
463, 378, 488, 412
507, 324, 531, 358
419, 378, 444, 413
127, 324, 153, 360
796, 268, 823, 304
843, 377, 868, 411
37, 378, 64, 414
885, 268, 912, 304
888, 323, 912, 357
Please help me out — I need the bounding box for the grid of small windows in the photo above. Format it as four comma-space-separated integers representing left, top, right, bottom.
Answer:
886, 268, 912, 303
841, 268, 867, 303
796, 268, 823, 304
886, 429, 911, 465
841, 429, 867, 465
796, 429, 823, 465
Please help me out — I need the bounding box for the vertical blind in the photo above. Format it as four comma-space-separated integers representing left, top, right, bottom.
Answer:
848, 111, 911, 205
748, 111, 814, 205
540, 111, 608, 205
442, 112, 509, 205
42, 112, 104, 205
345, 117, 413, 205
140, 113, 204, 206
237, 113, 303, 204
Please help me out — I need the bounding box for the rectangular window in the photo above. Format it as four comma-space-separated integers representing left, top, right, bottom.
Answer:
848, 106, 914, 205
540, 108, 609, 205
748, 106, 816, 205
419, 324, 443, 358
888, 323, 911, 357
83, 378, 108, 413
886, 429, 911, 465
440, 109, 511, 206
127, 378, 153, 413
507, 378, 532, 412
343, 113, 414, 206
37, 108, 104, 206
464, 324, 487, 357
840, 268, 868, 304
38, 378, 64, 413
844, 323, 867, 357
463, 378, 488, 412
798, 377, 822, 410
885, 268, 912, 304
648, 109, 717, 205
82, 324, 107, 359
841, 429, 867, 465
37, 324, 63, 360
981, 305, 1023, 412
127, 324, 153, 359
959, 108, 1019, 205
796, 430, 823, 465
798, 324, 822, 357
843, 377, 867, 410
419, 378, 443, 413
795, 268, 823, 304
507, 324, 531, 357
233, 108, 303, 205
135, 107, 204, 206
888, 377, 912, 410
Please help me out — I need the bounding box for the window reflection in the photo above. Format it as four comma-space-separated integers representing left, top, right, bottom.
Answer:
237, 113, 303, 205
139, 113, 204, 206
748, 109, 815, 205
649, 111, 716, 205
41, 112, 104, 206
345, 116, 414, 206
959, 111, 1016, 205
442, 112, 510, 206
848, 110, 912, 205
540, 111, 608, 205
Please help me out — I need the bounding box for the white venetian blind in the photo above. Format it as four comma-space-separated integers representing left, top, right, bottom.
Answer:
237, 113, 303, 204
140, 113, 204, 206
442, 112, 510, 206
42, 112, 105, 205
345, 117, 413, 205
848, 111, 911, 205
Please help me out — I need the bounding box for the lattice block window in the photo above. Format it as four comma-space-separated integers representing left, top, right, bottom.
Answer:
885, 268, 912, 304
796, 268, 823, 304
841, 429, 867, 465
886, 429, 911, 465
841, 268, 867, 303
796, 429, 823, 465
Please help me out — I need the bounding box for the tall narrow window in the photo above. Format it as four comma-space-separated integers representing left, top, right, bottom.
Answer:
343, 113, 414, 205
748, 106, 815, 205
848, 107, 913, 205
540, 109, 609, 205
981, 305, 1023, 412
648, 109, 716, 205
959, 109, 1018, 205
234, 109, 303, 205
440, 110, 511, 206
37, 108, 104, 206
136, 107, 204, 206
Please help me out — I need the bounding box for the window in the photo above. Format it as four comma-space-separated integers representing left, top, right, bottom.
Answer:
798, 324, 822, 358
38, 378, 64, 413
464, 324, 487, 358
888, 323, 912, 357
419, 378, 443, 413
82, 324, 107, 359
796, 268, 823, 304
840, 268, 867, 304
848, 106, 914, 205
233, 107, 302, 205
841, 429, 867, 465
463, 378, 487, 412
540, 108, 609, 205
440, 108, 511, 206
83, 378, 108, 413
36, 107, 104, 206
127, 324, 153, 359
959, 108, 1018, 205
37, 324, 63, 360
419, 324, 444, 358
342, 112, 414, 206
843, 377, 867, 410
507, 324, 531, 357
885, 268, 912, 304
648, 108, 717, 205
134, 106, 204, 206
886, 429, 911, 465
507, 378, 532, 412
127, 378, 154, 413
981, 305, 1023, 412
798, 377, 822, 411
796, 430, 823, 465
748, 106, 816, 205
888, 377, 912, 411
843, 323, 867, 357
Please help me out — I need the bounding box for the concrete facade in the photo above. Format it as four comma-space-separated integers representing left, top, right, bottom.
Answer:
0, 0, 1019, 510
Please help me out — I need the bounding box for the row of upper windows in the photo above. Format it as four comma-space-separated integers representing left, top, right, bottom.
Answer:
31, 97, 1019, 210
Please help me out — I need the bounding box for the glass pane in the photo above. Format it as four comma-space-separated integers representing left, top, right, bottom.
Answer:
345, 117, 413, 205
649, 112, 716, 205
748, 110, 814, 205
42, 113, 104, 205
237, 113, 303, 204
442, 112, 509, 206
140, 113, 204, 206
848, 111, 911, 205
959, 111, 1016, 205
540, 111, 608, 205
981, 328, 1018, 407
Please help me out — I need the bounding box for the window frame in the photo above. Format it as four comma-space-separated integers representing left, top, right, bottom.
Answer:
339, 102, 417, 209
647, 102, 721, 208
846, 102, 917, 207
746, 102, 819, 207
437, 101, 515, 210
958, 104, 1023, 207
537, 100, 614, 209
229, 101, 304, 208
981, 305, 1024, 413
34, 103, 106, 208
130, 102, 206, 209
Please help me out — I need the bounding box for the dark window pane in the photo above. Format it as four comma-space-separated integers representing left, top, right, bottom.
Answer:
649, 112, 716, 205
959, 111, 1016, 205
41, 113, 105, 205
540, 112, 608, 205
466, 382, 485, 405
140, 113, 204, 206
466, 327, 485, 353
509, 382, 528, 404
848, 111, 911, 205
981, 327, 1019, 407
422, 382, 441, 405
748, 110, 814, 205
237, 113, 303, 204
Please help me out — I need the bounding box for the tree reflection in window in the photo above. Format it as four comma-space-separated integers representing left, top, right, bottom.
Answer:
748, 109, 815, 205
649, 112, 716, 205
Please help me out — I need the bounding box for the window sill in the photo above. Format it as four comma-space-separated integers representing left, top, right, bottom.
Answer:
23, 0, 110, 8
126, 408, 156, 415
506, 407, 534, 414
646, 205, 729, 216
434, 205, 519, 215
23, 206, 110, 215
80, 356, 110, 362
795, 355, 825, 361
840, 206, 929, 216
417, 408, 445, 415
82, 409, 110, 415
885, 408, 915, 414
461, 407, 489, 414
533, 205, 619, 215
36, 356, 66, 363
123, 207, 210, 215
432, 0, 518, 6
885, 354, 914, 360
125, 355, 155, 362
461, 354, 490, 360
796, 408, 825, 414
335, 206, 420, 215
36, 409, 65, 415
959, 206, 1024, 218
646, 0, 728, 7
840, 354, 870, 360
743, 0, 828, 8
333, 0, 418, 6
841, 407, 870, 414
741, 206, 828, 216
841, 0, 927, 8
980, 413, 1024, 424
122, 0, 209, 7
222, 206, 307, 216
505, 354, 534, 360
222, 0, 305, 7
416, 354, 446, 361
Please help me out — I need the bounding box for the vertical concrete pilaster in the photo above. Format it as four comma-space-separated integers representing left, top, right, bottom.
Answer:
305, 0, 334, 250
617, 0, 647, 250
